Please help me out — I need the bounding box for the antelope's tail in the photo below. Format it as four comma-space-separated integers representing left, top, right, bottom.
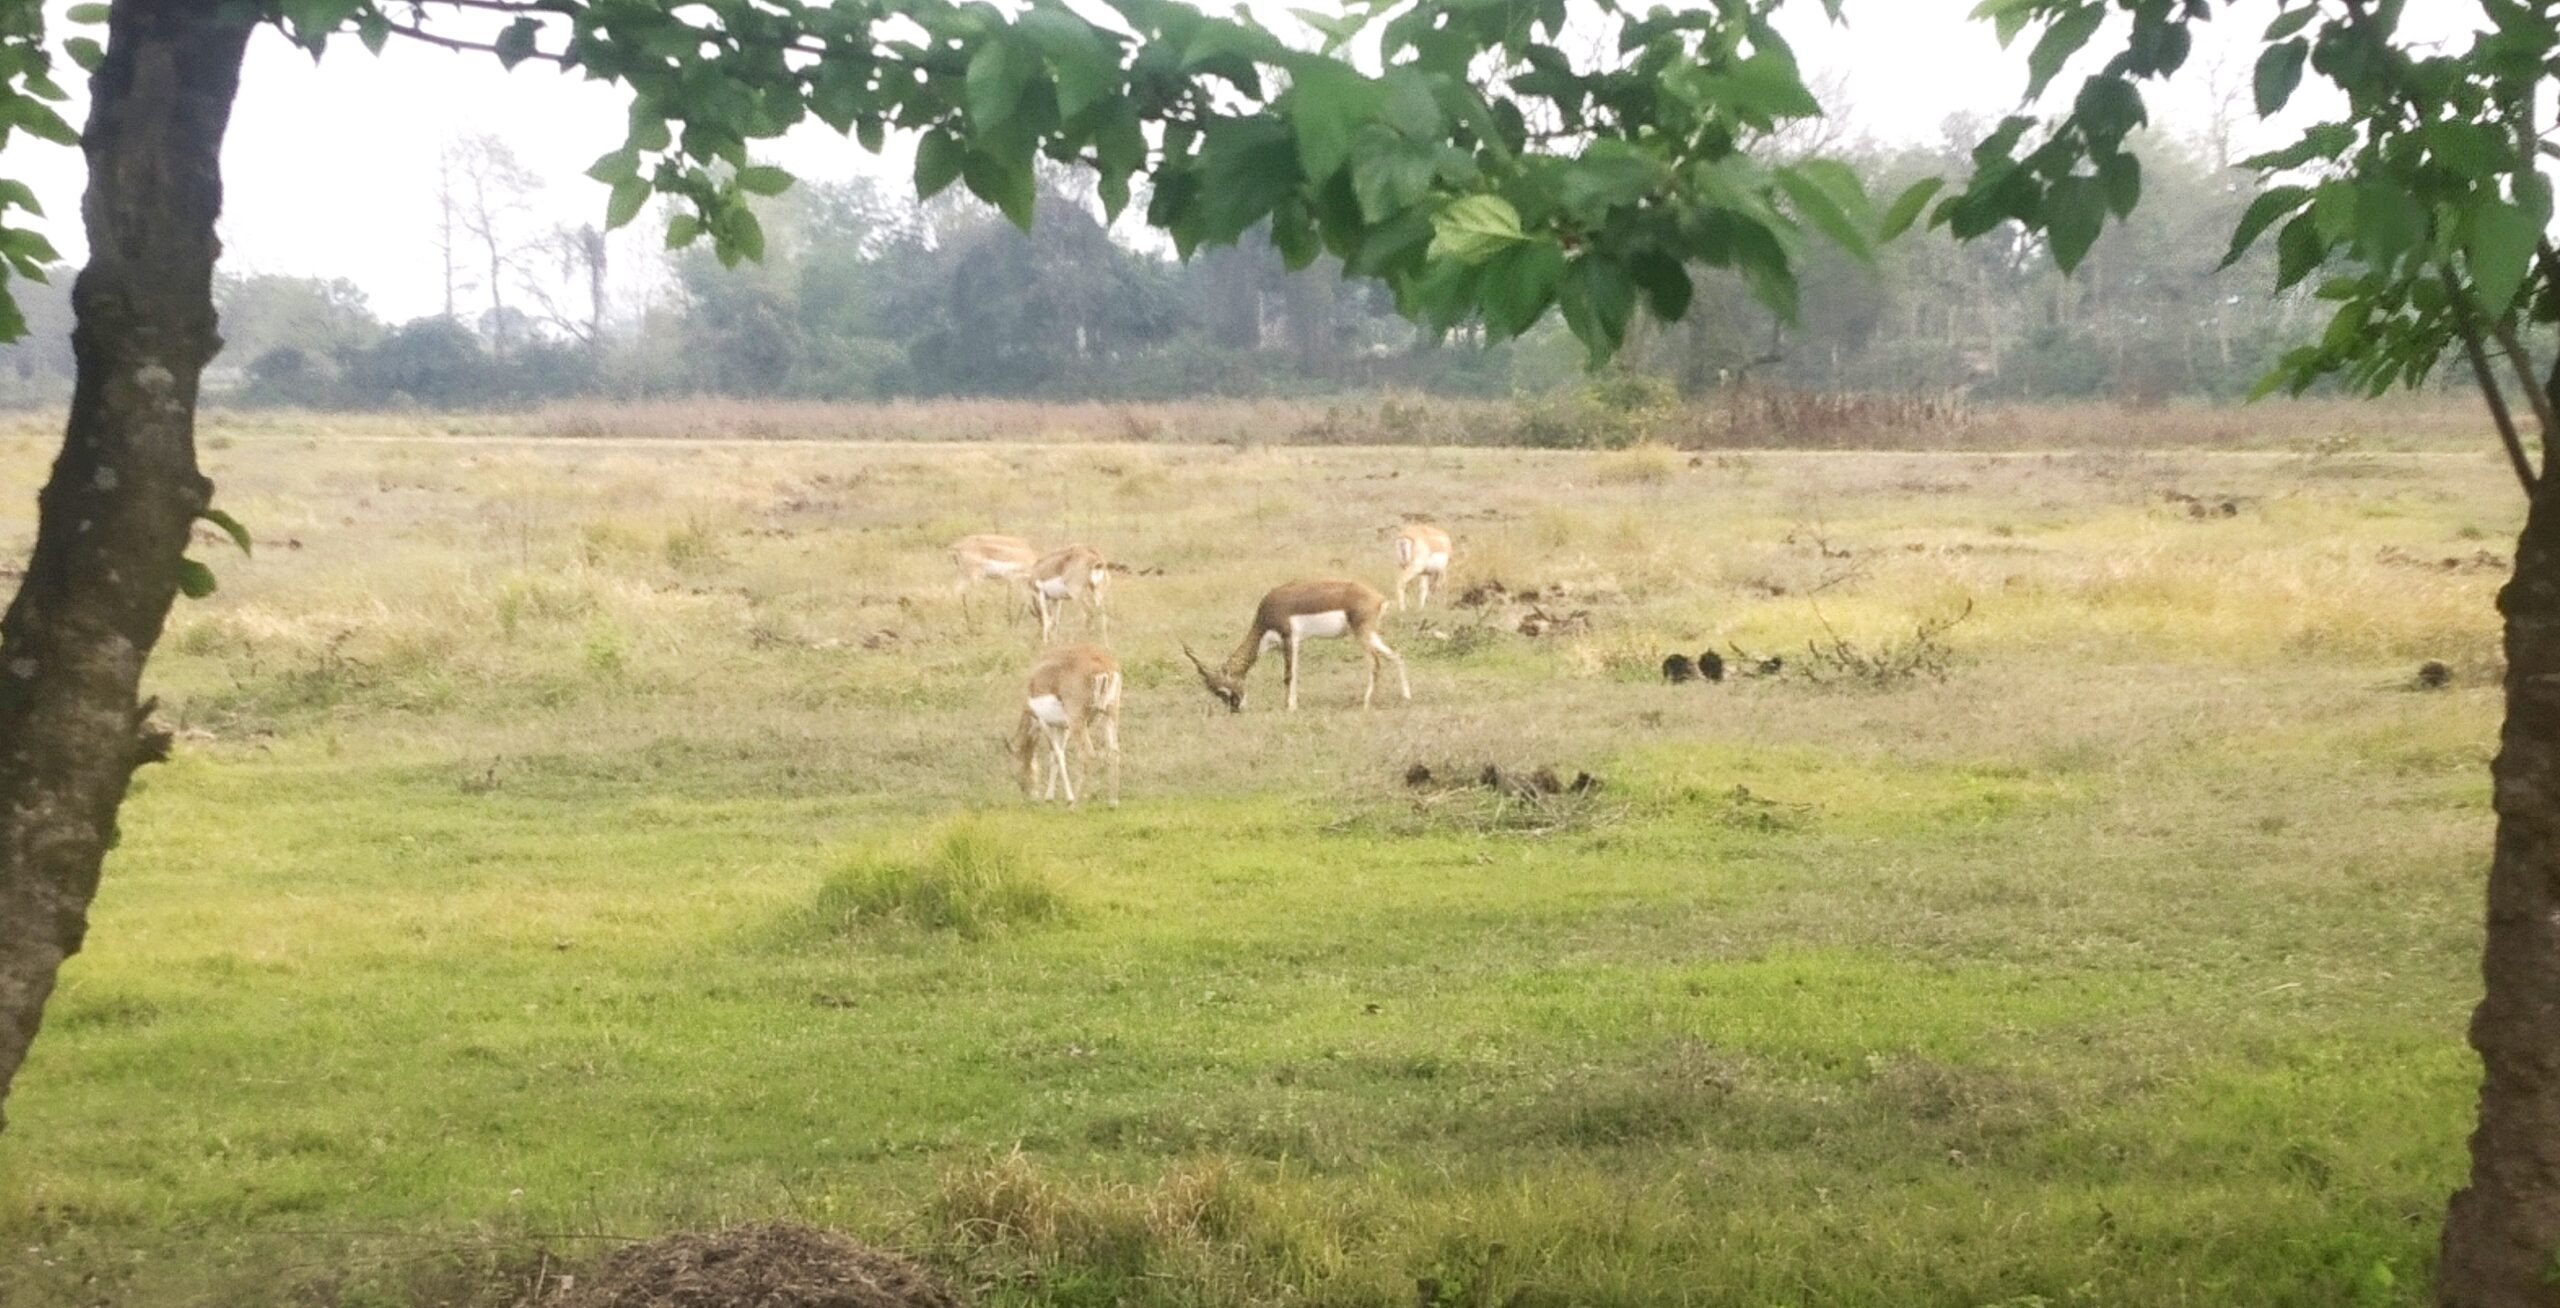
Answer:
1394, 535, 1415, 566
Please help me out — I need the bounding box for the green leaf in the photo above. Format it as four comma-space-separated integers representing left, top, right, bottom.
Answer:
1558, 255, 1636, 364
65, 3, 108, 21
1712, 50, 1824, 121
585, 148, 641, 186
175, 558, 216, 600
2072, 76, 2145, 145
1775, 161, 1873, 261
2254, 39, 2308, 116
2095, 151, 2141, 218
604, 177, 650, 230
2274, 213, 2325, 290
2467, 199, 2539, 311
1879, 177, 1946, 240
1350, 131, 1437, 221
2025, 4, 2106, 100
2263, 8, 2317, 41
1290, 62, 1380, 183
5, 99, 78, 147
737, 164, 794, 197
1480, 239, 1565, 339
2044, 174, 2106, 273
63, 37, 102, 74
966, 39, 1034, 132
1556, 141, 1668, 219
664, 213, 701, 248
963, 148, 1038, 231
1628, 248, 1692, 322
199, 508, 252, 557
1427, 193, 1527, 263
2223, 185, 2310, 268
494, 17, 541, 69
915, 130, 966, 199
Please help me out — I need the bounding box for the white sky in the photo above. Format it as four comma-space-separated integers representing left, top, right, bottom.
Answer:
1, 0, 2481, 323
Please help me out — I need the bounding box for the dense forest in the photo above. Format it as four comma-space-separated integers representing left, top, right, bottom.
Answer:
0, 125, 2319, 411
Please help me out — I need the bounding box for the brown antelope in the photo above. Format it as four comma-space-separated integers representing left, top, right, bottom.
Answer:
1392, 523, 1453, 610
1007, 643, 1123, 806
951, 533, 1039, 620
1029, 544, 1110, 643
1184, 578, 1410, 712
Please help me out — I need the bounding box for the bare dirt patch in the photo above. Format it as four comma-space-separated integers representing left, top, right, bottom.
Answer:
553, 1223, 966, 1308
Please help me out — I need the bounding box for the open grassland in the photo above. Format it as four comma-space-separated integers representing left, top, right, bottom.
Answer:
0, 419, 2524, 1305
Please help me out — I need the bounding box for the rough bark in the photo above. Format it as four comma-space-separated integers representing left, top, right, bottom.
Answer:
0, 0, 250, 1131
2441, 473, 2560, 1305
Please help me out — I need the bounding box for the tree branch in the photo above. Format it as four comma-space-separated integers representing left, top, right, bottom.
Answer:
2492, 316, 2558, 445
2447, 270, 2541, 494
380, 17, 567, 63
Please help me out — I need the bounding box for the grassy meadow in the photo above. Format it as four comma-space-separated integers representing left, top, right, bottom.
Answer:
0, 408, 2522, 1305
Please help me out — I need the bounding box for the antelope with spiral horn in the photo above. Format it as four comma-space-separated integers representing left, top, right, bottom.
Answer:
1184, 578, 1409, 712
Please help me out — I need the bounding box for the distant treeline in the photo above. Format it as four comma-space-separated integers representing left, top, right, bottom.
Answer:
0, 128, 2329, 411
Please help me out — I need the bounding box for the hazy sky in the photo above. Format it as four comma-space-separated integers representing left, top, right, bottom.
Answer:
1, 1, 2478, 323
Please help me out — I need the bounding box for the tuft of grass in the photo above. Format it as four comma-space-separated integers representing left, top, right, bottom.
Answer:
1591, 441, 1683, 486
800, 821, 1067, 939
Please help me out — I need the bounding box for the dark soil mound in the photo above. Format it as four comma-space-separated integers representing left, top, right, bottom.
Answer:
557, 1223, 966, 1308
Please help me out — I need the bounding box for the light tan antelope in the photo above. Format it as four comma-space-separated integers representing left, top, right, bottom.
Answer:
1184, 578, 1409, 712
1392, 523, 1454, 610
951, 533, 1039, 621
1029, 544, 1111, 643
1007, 643, 1123, 806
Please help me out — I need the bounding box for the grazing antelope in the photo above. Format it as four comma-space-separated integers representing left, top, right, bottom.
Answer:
1029, 544, 1110, 643
951, 533, 1039, 620
1007, 643, 1123, 806
1184, 578, 1410, 712
1392, 523, 1454, 610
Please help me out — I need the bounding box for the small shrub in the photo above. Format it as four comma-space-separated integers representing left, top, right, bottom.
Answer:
1513, 368, 1677, 449
1592, 442, 1682, 486
804, 821, 1065, 939
1795, 599, 1976, 689
663, 517, 727, 571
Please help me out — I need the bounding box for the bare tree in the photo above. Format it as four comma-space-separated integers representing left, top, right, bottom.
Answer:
439, 134, 541, 358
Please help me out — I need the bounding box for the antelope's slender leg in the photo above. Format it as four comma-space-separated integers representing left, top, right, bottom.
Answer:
1284, 635, 1301, 711
1101, 710, 1121, 807
1368, 630, 1410, 702
1050, 727, 1076, 805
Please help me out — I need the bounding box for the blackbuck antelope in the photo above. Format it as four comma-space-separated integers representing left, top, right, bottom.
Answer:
1185, 579, 1410, 712
1007, 643, 1123, 806
1392, 523, 1454, 610
951, 533, 1039, 619
1029, 544, 1111, 643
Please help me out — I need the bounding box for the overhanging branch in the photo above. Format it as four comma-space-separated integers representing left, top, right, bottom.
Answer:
2447, 270, 2541, 494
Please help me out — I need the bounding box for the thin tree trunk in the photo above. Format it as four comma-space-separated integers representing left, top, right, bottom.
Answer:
0, 0, 251, 1130
2440, 462, 2560, 1307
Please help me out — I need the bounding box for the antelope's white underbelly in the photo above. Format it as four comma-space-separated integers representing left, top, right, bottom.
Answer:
1420, 551, 1450, 573
979, 559, 1026, 578
1291, 610, 1352, 639
1026, 694, 1070, 727
1036, 576, 1073, 599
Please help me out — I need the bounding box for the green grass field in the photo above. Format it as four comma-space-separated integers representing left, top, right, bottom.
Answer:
0, 421, 2520, 1305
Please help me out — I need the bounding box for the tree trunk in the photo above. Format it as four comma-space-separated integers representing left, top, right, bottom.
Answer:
2441, 474, 2560, 1306
0, 0, 251, 1131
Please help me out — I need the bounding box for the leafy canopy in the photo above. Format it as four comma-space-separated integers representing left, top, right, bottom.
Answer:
7, 0, 2548, 413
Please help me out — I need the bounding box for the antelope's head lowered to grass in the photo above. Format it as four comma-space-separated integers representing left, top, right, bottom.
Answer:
1188, 579, 1409, 713
1183, 642, 1246, 713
